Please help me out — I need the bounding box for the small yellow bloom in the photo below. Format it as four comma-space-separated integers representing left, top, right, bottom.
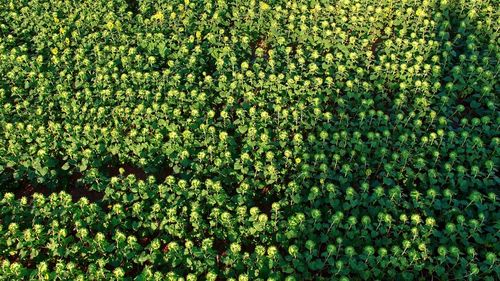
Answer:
260, 1, 270, 11
152, 11, 164, 22
105, 21, 114, 30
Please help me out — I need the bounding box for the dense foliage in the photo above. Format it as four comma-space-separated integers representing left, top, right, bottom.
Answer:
1, 0, 499, 280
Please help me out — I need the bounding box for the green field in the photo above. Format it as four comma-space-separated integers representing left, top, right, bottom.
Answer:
0, 0, 499, 280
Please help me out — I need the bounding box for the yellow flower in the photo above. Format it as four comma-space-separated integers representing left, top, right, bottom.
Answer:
260, 1, 270, 11
105, 21, 114, 30
152, 11, 164, 22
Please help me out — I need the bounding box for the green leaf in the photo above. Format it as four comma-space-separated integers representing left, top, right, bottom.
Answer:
238, 125, 248, 133
79, 159, 88, 172
61, 162, 70, 171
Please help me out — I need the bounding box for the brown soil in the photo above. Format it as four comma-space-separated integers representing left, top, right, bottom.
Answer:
104, 163, 147, 180
14, 180, 51, 199
13, 174, 104, 203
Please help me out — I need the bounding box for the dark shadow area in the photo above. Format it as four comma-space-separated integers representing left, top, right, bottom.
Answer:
103, 162, 148, 180
125, 0, 139, 14
152, 163, 174, 183
13, 179, 52, 199
12, 174, 104, 203
67, 172, 105, 202
252, 185, 278, 217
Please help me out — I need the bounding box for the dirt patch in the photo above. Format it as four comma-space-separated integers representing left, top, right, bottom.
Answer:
104, 163, 147, 180
68, 185, 104, 203
162, 243, 169, 253
154, 164, 174, 183
371, 37, 384, 56
13, 174, 104, 203
125, 264, 143, 278
252, 184, 279, 217
251, 37, 270, 62
213, 237, 228, 265
125, 0, 139, 14
68, 172, 105, 203
138, 237, 151, 247
14, 180, 52, 199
